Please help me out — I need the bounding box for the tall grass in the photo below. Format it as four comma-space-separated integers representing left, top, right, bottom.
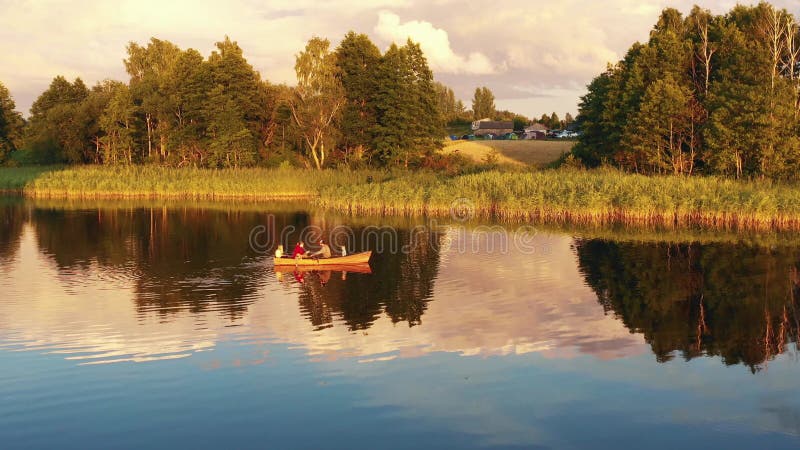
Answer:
4, 165, 800, 230
317, 168, 800, 231
1, 165, 386, 199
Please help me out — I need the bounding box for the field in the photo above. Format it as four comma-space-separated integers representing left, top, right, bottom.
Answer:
4, 165, 800, 230
443, 139, 574, 167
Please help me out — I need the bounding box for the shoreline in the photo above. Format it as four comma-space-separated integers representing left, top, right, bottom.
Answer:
3, 165, 800, 232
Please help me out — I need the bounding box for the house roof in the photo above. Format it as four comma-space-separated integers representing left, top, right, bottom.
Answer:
525, 123, 548, 131
475, 121, 513, 129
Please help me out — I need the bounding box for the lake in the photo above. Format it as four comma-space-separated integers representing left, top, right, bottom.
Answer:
1, 198, 800, 449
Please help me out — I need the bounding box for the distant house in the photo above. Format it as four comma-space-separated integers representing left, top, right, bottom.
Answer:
523, 123, 548, 140
471, 119, 514, 137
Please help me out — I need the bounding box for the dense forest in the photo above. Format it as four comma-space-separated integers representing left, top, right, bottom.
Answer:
0, 34, 445, 169
0, 32, 569, 171
574, 2, 800, 179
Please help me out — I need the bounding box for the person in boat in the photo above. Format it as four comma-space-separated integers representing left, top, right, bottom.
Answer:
291, 241, 306, 259
307, 239, 332, 259
275, 245, 284, 258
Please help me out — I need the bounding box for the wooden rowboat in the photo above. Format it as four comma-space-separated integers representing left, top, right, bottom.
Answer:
273, 264, 372, 274
273, 251, 372, 267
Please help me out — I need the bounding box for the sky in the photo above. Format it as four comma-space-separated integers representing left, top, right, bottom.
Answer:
2, 0, 799, 118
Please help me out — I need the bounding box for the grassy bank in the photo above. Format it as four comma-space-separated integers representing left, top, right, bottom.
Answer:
3, 165, 800, 231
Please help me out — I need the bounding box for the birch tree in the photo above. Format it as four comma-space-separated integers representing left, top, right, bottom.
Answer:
290, 37, 344, 170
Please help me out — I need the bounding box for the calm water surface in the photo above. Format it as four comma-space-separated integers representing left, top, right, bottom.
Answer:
1, 198, 800, 449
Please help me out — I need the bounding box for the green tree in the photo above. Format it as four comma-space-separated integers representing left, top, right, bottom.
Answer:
99, 83, 137, 164
81, 81, 119, 164
705, 4, 800, 178
622, 75, 694, 174
290, 37, 345, 170
549, 112, 561, 129
472, 86, 495, 120
165, 48, 212, 166
205, 86, 256, 168
0, 82, 24, 164
335, 31, 381, 158
573, 71, 614, 166
206, 36, 269, 162
512, 115, 528, 131
434, 81, 462, 123
25, 76, 90, 163
125, 38, 182, 161
564, 112, 574, 127
373, 40, 441, 166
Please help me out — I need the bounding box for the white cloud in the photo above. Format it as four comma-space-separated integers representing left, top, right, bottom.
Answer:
1, 0, 799, 117
374, 11, 497, 75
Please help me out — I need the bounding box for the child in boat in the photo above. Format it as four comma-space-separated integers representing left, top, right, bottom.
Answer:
275, 245, 284, 258
308, 239, 332, 259
291, 241, 306, 259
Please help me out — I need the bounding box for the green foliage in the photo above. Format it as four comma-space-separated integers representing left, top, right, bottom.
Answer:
11, 32, 524, 171
471, 86, 495, 120
291, 37, 345, 170
23, 76, 91, 163
434, 81, 466, 124
512, 115, 528, 131
205, 87, 256, 168
336, 32, 381, 155
125, 38, 182, 161
0, 82, 24, 164
576, 2, 800, 179
373, 40, 442, 167
622, 74, 694, 173
99, 83, 137, 164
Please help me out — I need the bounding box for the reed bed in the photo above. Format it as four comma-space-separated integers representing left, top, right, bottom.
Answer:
317, 168, 800, 231
3, 165, 800, 231
0, 165, 385, 200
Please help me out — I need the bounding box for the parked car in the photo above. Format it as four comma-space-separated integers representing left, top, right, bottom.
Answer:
556, 131, 578, 139
461, 134, 476, 140
502, 132, 518, 140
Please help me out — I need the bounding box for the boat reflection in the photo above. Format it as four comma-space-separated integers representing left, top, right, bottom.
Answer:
1, 200, 800, 372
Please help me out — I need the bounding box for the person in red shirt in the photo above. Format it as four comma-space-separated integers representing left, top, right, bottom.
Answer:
291, 241, 306, 259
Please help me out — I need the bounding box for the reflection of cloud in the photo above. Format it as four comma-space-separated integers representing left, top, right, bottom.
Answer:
0, 226, 219, 365
0, 225, 644, 367
258, 232, 646, 362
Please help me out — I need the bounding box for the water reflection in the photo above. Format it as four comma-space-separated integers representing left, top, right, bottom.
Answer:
5, 200, 800, 449
2, 200, 800, 371
0, 197, 24, 263
575, 239, 800, 371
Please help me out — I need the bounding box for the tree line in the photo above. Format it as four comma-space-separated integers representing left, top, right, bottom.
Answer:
0, 39, 579, 170
574, 2, 800, 179
0, 33, 501, 169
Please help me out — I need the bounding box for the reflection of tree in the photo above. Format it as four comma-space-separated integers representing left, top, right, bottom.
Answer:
293, 229, 441, 331
32, 207, 306, 321
0, 198, 26, 262
28, 204, 442, 330
575, 239, 800, 371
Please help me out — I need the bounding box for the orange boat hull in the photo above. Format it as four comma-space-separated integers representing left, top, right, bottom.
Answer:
273, 251, 372, 267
